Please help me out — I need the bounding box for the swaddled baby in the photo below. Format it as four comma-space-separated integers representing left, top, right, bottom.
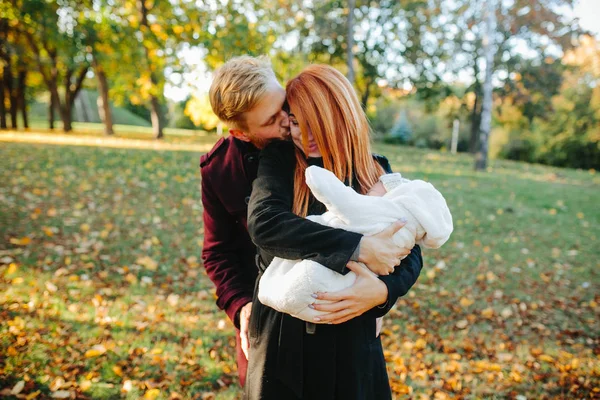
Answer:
258, 166, 453, 322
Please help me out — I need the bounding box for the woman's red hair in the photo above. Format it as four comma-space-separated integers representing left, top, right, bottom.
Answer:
286, 65, 384, 216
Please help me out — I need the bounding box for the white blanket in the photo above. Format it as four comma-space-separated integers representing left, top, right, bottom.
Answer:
257, 166, 453, 322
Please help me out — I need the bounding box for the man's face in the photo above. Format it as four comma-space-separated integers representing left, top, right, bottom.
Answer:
235, 77, 290, 148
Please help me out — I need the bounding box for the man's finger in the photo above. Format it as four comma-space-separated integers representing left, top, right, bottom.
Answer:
382, 219, 406, 236
345, 261, 369, 277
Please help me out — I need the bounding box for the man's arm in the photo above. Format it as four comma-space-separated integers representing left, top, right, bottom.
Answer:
310, 245, 423, 323
201, 169, 254, 328
367, 244, 423, 317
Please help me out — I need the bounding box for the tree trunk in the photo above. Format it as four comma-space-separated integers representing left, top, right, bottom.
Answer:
92, 54, 114, 135
346, 0, 355, 86
475, 0, 497, 171
149, 96, 163, 139
49, 95, 55, 130
17, 68, 28, 128
3, 64, 17, 129
62, 65, 89, 133
0, 71, 6, 129
138, 0, 164, 139
361, 79, 372, 109
469, 89, 480, 153
63, 102, 72, 132
0, 18, 7, 129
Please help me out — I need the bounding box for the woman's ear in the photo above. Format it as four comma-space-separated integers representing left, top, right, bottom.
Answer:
229, 129, 252, 142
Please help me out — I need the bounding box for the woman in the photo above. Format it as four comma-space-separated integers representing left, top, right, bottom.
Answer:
245, 65, 423, 399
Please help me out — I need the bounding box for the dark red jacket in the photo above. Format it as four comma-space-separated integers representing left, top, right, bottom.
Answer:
200, 136, 261, 328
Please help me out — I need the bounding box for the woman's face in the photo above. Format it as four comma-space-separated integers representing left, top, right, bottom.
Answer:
290, 113, 321, 157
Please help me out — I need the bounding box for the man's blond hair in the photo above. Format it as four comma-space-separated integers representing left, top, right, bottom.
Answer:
209, 55, 276, 131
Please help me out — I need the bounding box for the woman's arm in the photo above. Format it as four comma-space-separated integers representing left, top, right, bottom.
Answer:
248, 140, 362, 274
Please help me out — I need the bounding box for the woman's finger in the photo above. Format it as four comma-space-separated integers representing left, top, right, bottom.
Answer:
315, 288, 350, 302
311, 300, 351, 313
314, 307, 354, 323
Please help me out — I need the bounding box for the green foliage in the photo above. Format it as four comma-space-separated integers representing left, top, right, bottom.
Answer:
388, 111, 412, 144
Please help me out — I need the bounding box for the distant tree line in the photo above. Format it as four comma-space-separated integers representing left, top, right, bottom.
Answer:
1, 0, 597, 169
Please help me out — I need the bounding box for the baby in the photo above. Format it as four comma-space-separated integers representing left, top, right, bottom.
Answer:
258, 166, 453, 322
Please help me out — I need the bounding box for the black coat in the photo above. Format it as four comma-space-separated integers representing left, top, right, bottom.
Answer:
245, 141, 423, 400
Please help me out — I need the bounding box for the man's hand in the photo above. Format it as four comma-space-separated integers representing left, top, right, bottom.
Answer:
358, 220, 409, 275
239, 302, 252, 360
310, 261, 388, 324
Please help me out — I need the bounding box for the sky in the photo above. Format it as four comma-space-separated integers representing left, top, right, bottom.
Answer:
164, 0, 600, 102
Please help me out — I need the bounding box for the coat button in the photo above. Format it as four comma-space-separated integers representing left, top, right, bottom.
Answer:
247, 155, 257, 163
245, 196, 250, 204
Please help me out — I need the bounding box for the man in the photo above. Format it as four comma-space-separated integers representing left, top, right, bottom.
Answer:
200, 55, 419, 387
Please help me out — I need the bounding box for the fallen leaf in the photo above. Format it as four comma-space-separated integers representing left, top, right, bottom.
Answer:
10, 237, 31, 246
85, 344, 107, 358
11, 381, 25, 395
456, 320, 468, 329
145, 388, 161, 399
136, 256, 158, 271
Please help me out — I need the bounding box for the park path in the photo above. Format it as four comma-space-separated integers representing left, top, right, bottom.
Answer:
0, 131, 214, 153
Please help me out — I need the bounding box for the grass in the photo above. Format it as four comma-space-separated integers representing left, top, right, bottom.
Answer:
1, 128, 599, 399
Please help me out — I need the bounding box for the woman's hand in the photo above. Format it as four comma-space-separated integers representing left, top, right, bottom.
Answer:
358, 220, 409, 275
310, 261, 388, 324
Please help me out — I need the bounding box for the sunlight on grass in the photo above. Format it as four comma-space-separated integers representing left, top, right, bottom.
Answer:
1, 135, 598, 399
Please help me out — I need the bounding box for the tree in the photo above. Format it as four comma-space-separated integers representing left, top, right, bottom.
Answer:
475, 0, 497, 171
15, 0, 90, 132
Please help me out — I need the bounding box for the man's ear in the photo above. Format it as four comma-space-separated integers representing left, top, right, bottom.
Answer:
229, 129, 252, 142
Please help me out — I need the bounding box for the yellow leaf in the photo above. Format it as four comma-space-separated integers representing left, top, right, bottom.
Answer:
414, 338, 427, 350
12, 277, 24, 285
144, 388, 160, 400
459, 297, 474, 307
136, 256, 158, 271
7, 263, 18, 275
10, 237, 31, 246
80, 223, 90, 233
47, 208, 57, 217
26, 390, 41, 399
481, 307, 495, 319
85, 344, 107, 358
80, 380, 92, 391
539, 354, 555, 363
151, 348, 163, 355
112, 366, 123, 377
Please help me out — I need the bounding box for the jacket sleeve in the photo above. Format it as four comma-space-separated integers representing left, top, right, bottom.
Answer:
201, 167, 254, 329
247, 141, 363, 274
366, 244, 423, 318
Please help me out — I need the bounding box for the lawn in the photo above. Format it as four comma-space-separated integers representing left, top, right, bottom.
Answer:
1, 129, 598, 399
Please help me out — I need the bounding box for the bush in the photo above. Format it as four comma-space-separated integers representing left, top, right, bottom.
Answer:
500, 138, 538, 163
538, 136, 600, 170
